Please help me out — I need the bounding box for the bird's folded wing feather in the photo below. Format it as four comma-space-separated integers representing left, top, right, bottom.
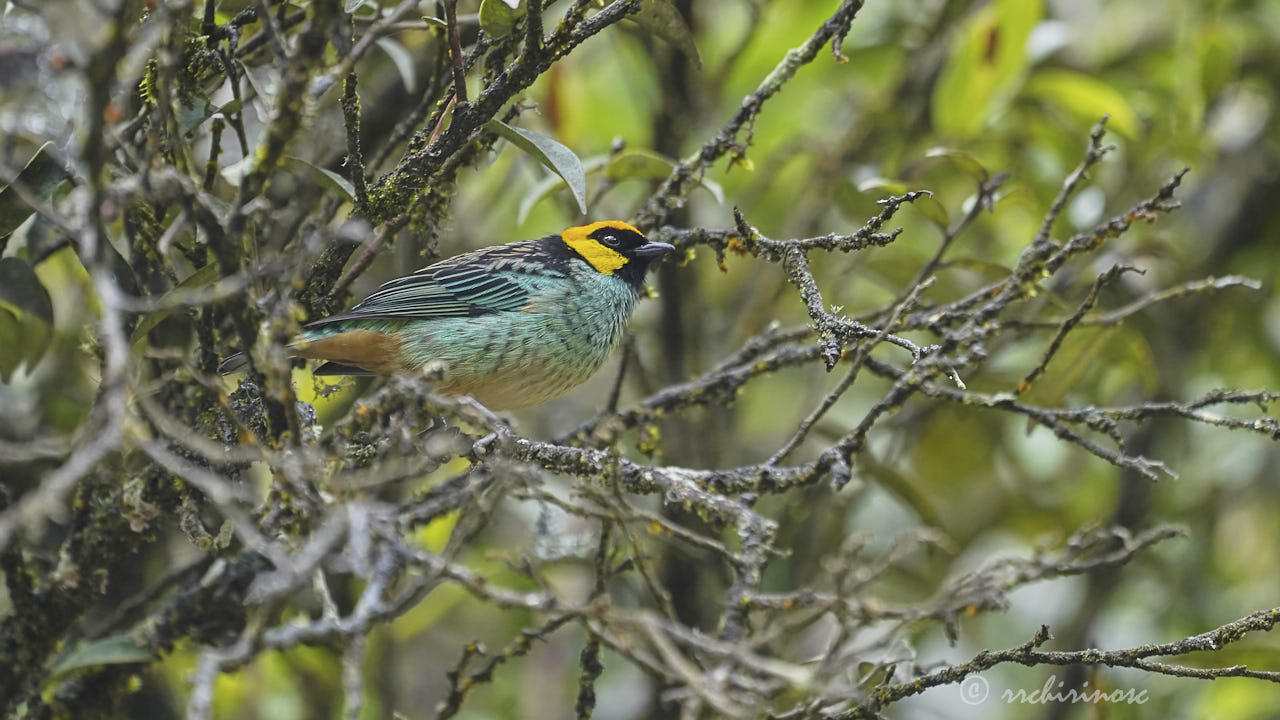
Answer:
305, 266, 530, 326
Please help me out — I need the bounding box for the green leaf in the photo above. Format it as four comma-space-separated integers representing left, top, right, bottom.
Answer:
0, 141, 70, 239
856, 177, 910, 195
604, 148, 675, 183
859, 178, 943, 227
1018, 326, 1117, 409
376, 37, 417, 93
1198, 25, 1237, 97
913, 194, 950, 229
604, 149, 723, 203
628, 0, 702, 68
932, 0, 1042, 137
838, 178, 922, 228
833, 180, 874, 223
51, 634, 153, 677
993, 182, 1037, 210
316, 167, 358, 201
344, 0, 368, 12
517, 172, 573, 226
479, 0, 525, 38
283, 156, 357, 202
1026, 69, 1139, 139
924, 147, 989, 183
130, 262, 221, 348
487, 119, 588, 215
0, 256, 54, 382
0, 304, 22, 383
517, 155, 609, 226
422, 15, 447, 30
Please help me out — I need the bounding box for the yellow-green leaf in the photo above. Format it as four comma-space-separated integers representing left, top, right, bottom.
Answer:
479, 0, 525, 38
913, 194, 950, 229
932, 0, 1043, 137
0, 256, 53, 382
925, 147, 989, 183
52, 634, 154, 677
1026, 69, 1139, 139
603, 148, 722, 203
604, 148, 674, 182
856, 177, 910, 195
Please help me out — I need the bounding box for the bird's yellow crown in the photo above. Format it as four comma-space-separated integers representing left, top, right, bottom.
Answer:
560, 220, 643, 275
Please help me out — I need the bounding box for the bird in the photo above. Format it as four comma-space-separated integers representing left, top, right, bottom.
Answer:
219, 220, 674, 409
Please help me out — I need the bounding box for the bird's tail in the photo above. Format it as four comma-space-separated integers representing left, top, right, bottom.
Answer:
217, 352, 249, 375
217, 351, 373, 377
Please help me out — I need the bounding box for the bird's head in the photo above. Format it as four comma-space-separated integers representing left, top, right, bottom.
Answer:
559, 221, 675, 288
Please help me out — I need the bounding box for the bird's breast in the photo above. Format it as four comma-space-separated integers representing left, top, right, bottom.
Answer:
398, 273, 639, 408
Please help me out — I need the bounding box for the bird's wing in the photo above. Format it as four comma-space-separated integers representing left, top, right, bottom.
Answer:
305, 265, 531, 327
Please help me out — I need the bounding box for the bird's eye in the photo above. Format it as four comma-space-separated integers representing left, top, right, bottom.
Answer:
601, 234, 620, 248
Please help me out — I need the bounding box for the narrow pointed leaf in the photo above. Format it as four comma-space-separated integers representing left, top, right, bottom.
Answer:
283, 156, 357, 202
52, 634, 154, 676
130, 262, 221, 348
517, 172, 571, 226
0, 257, 54, 381
487, 119, 587, 215
517, 156, 609, 225
629, 0, 702, 68
376, 37, 417, 93
0, 141, 70, 238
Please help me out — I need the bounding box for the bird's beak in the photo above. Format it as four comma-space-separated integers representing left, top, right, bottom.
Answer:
632, 240, 676, 258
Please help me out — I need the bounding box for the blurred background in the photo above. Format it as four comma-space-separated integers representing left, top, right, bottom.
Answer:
2, 0, 1279, 718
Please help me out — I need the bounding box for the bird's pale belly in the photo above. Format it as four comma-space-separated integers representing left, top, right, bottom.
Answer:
400, 304, 628, 410
435, 357, 601, 409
